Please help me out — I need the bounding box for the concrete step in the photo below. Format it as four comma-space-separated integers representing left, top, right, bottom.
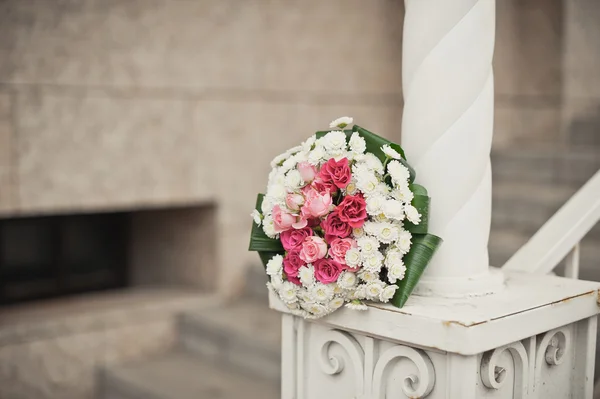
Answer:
491, 147, 600, 186
489, 228, 600, 280
178, 299, 281, 383
491, 181, 600, 238
99, 350, 279, 399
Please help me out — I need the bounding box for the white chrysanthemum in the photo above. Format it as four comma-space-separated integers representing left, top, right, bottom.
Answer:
345, 300, 368, 311
385, 248, 403, 268
374, 213, 388, 222
376, 222, 399, 244
405, 204, 421, 225
362, 221, 378, 236
267, 183, 286, 202
387, 160, 411, 185
387, 263, 407, 284
366, 281, 385, 300
310, 283, 335, 303
357, 236, 379, 254
345, 248, 362, 268
382, 200, 404, 221
346, 300, 368, 311
345, 180, 358, 195
298, 288, 312, 303
338, 271, 358, 289
355, 171, 379, 196
266, 254, 283, 276
270, 152, 288, 168
351, 285, 367, 299
250, 209, 262, 226
279, 282, 299, 304
376, 182, 391, 197
362, 252, 384, 272
329, 116, 354, 129
261, 195, 274, 214
366, 194, 386, 216
262, 216, 277, 238
270, 274, 283, 290
323, 131, 347, 153
286, 301, 300, 311
308, 145, 326, 165
397, 230, 412, 254
301, 135, 317, 152
328, 297, 345, 310
380, 285, 397, 302
349, 132, 366, 154
364, 153, 385, 174
306, 303, 329, 317
358, 269, 378, 283
352, 227, 365, 238
333, 284, 344, 295
352, 161, 370, 176
298, 265, 315, 287
381, 144, 402, 160
284, 169, 303, 190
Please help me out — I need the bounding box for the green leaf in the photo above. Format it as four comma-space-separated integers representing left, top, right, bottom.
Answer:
248, 194, 284, 253
352, 125, 416, 183
391, 234, 443, 308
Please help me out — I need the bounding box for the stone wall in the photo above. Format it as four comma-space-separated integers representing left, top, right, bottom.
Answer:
0, 0, 405, 297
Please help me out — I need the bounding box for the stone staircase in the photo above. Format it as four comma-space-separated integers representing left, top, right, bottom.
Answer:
97, 282, 281, 399
489, 145, 600, 277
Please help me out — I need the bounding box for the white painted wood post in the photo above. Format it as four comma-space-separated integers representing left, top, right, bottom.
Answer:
401, 0, 504, 296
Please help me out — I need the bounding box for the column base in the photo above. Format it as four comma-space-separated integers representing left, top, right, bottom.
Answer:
412, 266, 505, 298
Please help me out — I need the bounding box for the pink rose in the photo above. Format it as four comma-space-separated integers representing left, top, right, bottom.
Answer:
280, 227, 313, 251
314, 258, 344, 284
337, 194, 368, 228
321, 209, 352, 242
299, 236, 327, 263
298, 162, 317, 183
272, 205, 295, 233
328, 238, 356, 265
301, 187, 332, 218
318, 157, 351, 190
285, 193, 305, 211
283, 249, 304, 285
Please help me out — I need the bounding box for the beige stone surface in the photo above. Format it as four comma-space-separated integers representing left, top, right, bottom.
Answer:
0, 289, 217, 399
0, 0, 403, 95
14, 91, 212, 213
0, 90, 16, 214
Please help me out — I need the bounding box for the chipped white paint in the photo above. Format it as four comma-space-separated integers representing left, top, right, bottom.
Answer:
401, 0, 504, 297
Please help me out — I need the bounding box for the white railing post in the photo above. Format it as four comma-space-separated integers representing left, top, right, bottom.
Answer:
401, 0, 503, 296
564, 243, 581, 279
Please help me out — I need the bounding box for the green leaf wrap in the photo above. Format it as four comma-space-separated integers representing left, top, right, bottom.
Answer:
390, 234, 443, 308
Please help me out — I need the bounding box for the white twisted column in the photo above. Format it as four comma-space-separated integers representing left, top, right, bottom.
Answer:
401, 0, 503, 296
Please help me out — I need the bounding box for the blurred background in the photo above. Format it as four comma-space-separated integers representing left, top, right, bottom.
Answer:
0, 0, 598, 398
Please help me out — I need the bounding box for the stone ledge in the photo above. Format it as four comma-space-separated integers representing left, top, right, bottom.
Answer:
0, 288, 220, 346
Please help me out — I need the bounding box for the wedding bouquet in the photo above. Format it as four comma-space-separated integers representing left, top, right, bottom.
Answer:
249, 117, 441, 319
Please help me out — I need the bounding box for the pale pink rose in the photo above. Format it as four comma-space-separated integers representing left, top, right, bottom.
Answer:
328, 238, 356, 265
272, 205, 295, 233
285, 193, 305, 211
299, 236, 327, 263
298, 162, 317, 183
301, 187, 333, 218
292, 216, 308, 229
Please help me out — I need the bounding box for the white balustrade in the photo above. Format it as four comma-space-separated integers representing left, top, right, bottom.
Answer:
270, 1, 600, 398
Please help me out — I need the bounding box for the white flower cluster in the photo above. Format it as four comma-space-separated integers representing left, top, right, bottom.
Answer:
252, 117, 422, 319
